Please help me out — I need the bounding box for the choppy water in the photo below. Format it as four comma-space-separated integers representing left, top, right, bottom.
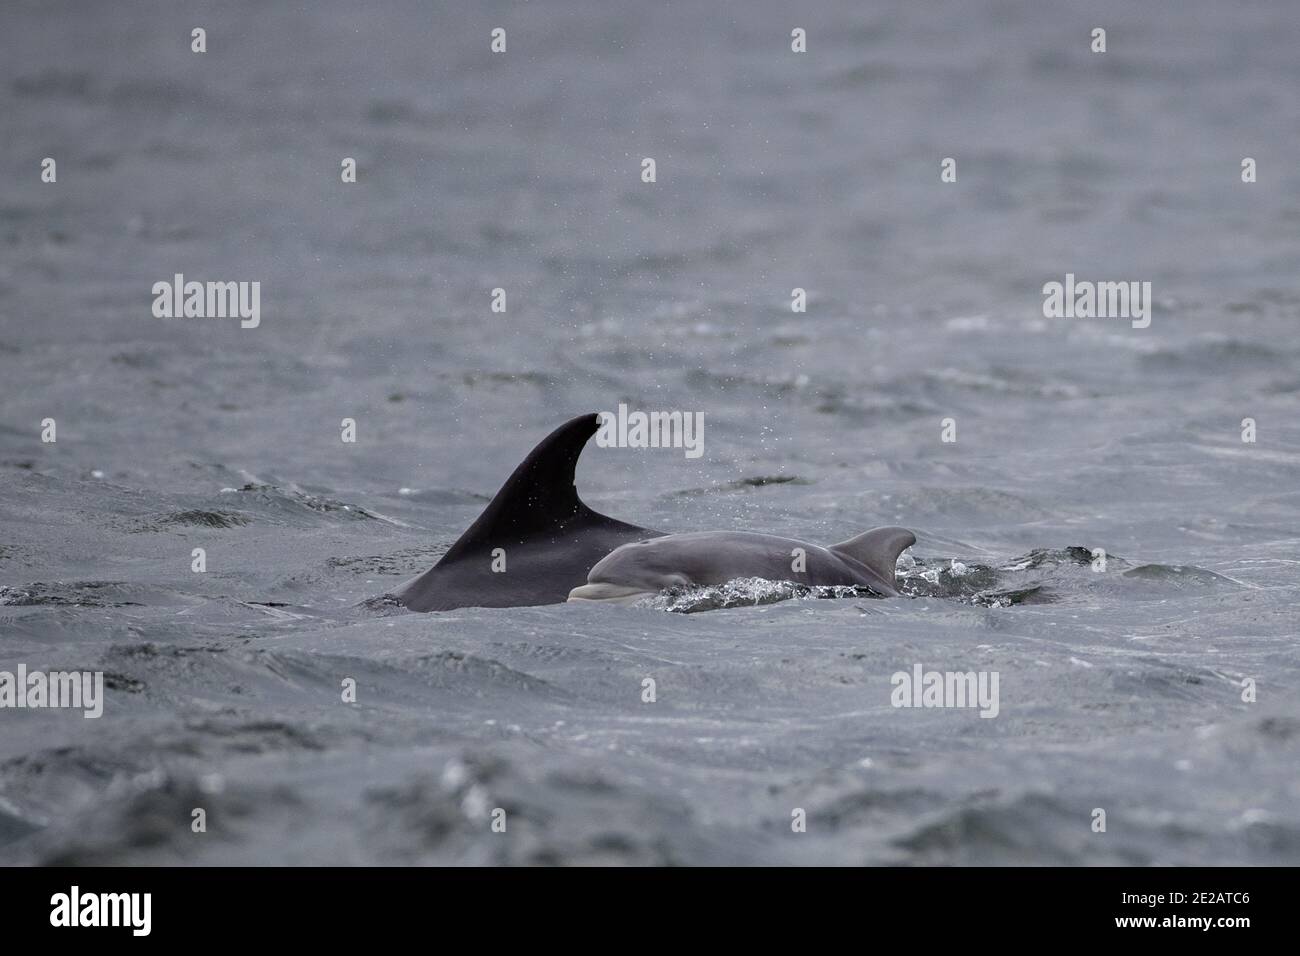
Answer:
1, 0, 1298, 865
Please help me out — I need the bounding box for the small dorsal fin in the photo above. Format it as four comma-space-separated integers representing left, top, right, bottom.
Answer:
438, 414, 637, 564
829, 526, 916, 591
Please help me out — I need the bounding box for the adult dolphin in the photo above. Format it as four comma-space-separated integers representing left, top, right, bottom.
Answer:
568, 528, 917, 605
391, 414, 661, 611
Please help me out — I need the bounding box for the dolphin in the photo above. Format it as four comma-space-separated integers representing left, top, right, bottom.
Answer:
391, 414, 661, 611
567, 528, 917, 605
390, 413, 915, 611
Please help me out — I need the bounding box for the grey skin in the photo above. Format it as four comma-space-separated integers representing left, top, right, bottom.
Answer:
568, 527, 917, 604
391, 414, 662, 611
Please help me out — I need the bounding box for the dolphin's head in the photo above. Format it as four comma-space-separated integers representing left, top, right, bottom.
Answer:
567, 537, 693, 603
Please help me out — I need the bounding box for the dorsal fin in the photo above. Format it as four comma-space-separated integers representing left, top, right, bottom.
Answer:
829, 526, 916, 591
438, 414, 636, 564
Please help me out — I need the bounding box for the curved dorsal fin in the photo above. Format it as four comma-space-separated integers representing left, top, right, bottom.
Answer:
829, 526, 916, 591
438, 414, 636, 564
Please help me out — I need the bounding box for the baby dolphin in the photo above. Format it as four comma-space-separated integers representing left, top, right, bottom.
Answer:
568, 527, 916, 605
